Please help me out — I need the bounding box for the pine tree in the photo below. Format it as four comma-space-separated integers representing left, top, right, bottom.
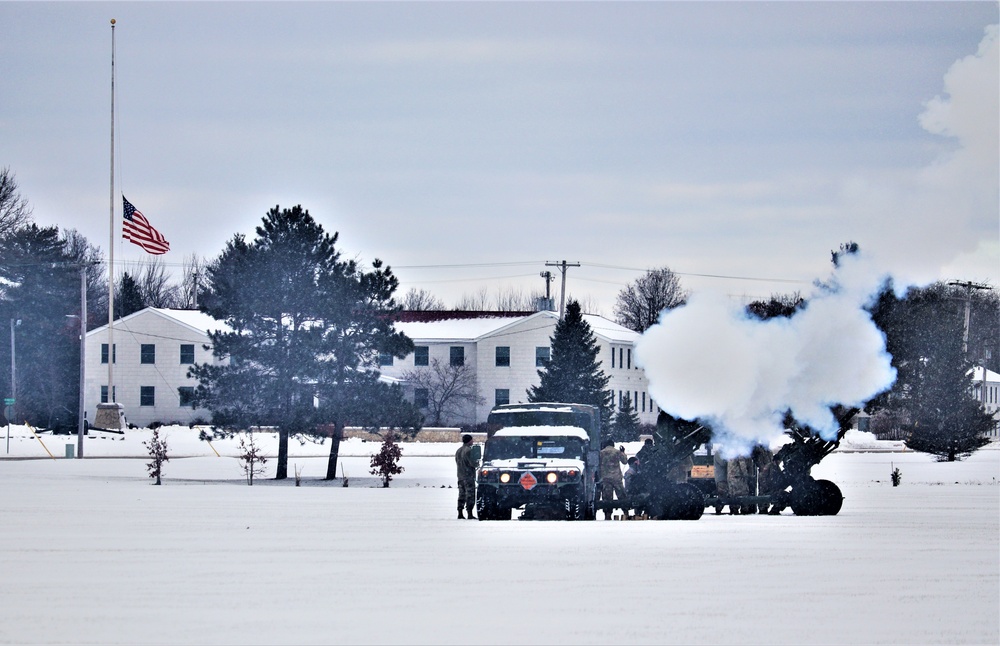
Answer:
612, 392, 640, 442
115, 272, 145, 318
191, 205, 412, 480
527, 300, 613, 426
869, 282, 994, 461
0, 224, 82, 429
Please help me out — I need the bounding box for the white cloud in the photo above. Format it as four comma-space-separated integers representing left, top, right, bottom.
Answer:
847, 24, 998, 288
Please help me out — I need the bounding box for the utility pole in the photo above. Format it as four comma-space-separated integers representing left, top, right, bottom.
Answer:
545, 261, 580, 319
949, 280, 993, 405
539, 271, 554, 311
948, 280, 991, 354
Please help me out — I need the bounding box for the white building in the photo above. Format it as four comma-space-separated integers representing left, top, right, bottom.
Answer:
379, 310, 659, 426
85, 307, 660, 429
971, 366, 1000, 440
85, 308, 226, 428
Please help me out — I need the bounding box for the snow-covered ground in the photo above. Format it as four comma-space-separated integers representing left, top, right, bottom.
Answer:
0, 425, 997, 645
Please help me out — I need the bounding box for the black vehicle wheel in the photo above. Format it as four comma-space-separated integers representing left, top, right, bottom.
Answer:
791, 479, 843, 516
672, 483, 706, 520
565, 496, 586, 520
476, 490, 497, 521
656, 484, 705, 520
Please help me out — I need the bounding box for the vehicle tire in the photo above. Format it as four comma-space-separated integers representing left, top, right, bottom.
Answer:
672, 483, 706, 520
566, 494, 588, 520
476, 490, 497, 521
791, 478, 844, 516
656, 484, 705, 520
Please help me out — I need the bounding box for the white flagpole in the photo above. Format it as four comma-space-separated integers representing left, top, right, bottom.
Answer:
107, 18, 115, 403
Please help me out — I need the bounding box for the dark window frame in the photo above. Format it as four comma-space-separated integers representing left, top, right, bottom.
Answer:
495, 346, 510, 367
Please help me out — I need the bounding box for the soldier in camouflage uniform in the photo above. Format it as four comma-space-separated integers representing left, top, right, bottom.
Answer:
727, 456, 752, 514
598, 439, 628, 519
455, 434, 479, 519
713, 450, 729, 514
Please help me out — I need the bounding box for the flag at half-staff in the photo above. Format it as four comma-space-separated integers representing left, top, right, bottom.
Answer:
122, 195, 170, 254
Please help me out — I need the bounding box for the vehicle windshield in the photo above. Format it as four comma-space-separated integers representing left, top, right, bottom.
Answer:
484, 436, 585, 461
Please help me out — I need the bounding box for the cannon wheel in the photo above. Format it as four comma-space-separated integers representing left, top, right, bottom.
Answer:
650, 484, 705, 520
669, 483, 706, 520
791, 479, 843, 516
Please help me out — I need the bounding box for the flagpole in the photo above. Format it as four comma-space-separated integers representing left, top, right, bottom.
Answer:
107, 18, 115, 404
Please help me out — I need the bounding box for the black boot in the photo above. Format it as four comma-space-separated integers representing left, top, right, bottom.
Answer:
457, 508, 465, 519
466, 506, 476, 520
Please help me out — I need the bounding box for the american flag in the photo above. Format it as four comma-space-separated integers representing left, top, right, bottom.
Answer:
122, 196, 170, 255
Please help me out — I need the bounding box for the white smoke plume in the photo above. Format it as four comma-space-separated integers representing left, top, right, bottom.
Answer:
635, 252, 897, 458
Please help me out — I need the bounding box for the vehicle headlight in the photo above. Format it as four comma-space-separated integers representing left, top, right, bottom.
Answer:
499, 472, 511, 484
546, 472, 559, 484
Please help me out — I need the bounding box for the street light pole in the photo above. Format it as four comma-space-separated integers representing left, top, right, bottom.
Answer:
9, 318, 19, 424
77, 266, 87, 458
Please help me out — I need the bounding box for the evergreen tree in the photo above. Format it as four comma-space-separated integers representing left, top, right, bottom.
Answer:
527, 300, 613, 426
612, 392, 640, 442
191, 205, 412, 480
115, 272, 145, 319
869, 282, 994, 461
0, 225, 84, 429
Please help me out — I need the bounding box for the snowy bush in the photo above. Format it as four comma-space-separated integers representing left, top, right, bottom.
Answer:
237, 433, 268, 486
143, 429, 169, 485
370, 431, 404, 487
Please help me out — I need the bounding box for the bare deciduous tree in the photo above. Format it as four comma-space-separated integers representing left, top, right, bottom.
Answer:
402, 359, 484, 426
180, 253, 207, 309
400, 287, 445, 311
613, 267, 688, 332
455, 286, 490, 311
0, 167, 33, 239
121, 258, 183, 309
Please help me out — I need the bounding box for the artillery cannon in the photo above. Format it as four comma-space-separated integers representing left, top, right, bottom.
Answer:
627, 407, 856, 519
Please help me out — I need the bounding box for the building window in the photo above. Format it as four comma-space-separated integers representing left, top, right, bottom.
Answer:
414, 388, 429, 409
140, 386, 155, 407
179, 386, 195, 408
535, 346, 550, 367
101, 344, 116, 364
611, 346, 616, 369
618, 348, 623, 369
414, 346, 429, 366
627, 349, 632, 370
378, 352, 394, 367
180, 344, 195, 364
140, 344, 156, 364
495, 346, 510, 367
495, 389, 510, 407
642, 392, 647, 412
450, 346, 465, 367
100, 385, 116, 403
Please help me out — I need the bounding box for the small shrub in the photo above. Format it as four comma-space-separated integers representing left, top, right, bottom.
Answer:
143, 428, 169, 485
370, 430, 404, 487
891, 465, 902, 487
237, 433, 268, 486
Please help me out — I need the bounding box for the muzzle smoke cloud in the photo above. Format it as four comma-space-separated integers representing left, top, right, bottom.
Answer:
635, 253, 897, 457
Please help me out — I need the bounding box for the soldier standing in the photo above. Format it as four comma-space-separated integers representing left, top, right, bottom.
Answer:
713, 449, 729, 514
455, 434, 479, 519
599, 439, 628, 519
727, 456, 752, 514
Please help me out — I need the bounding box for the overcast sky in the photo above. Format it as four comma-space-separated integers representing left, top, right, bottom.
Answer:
2, 2, 997, 313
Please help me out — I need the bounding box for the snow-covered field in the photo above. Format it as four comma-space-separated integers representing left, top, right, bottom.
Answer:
0, 425, 997, 645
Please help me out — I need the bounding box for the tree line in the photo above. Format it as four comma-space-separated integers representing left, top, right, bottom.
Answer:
1, 164, 996, 465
